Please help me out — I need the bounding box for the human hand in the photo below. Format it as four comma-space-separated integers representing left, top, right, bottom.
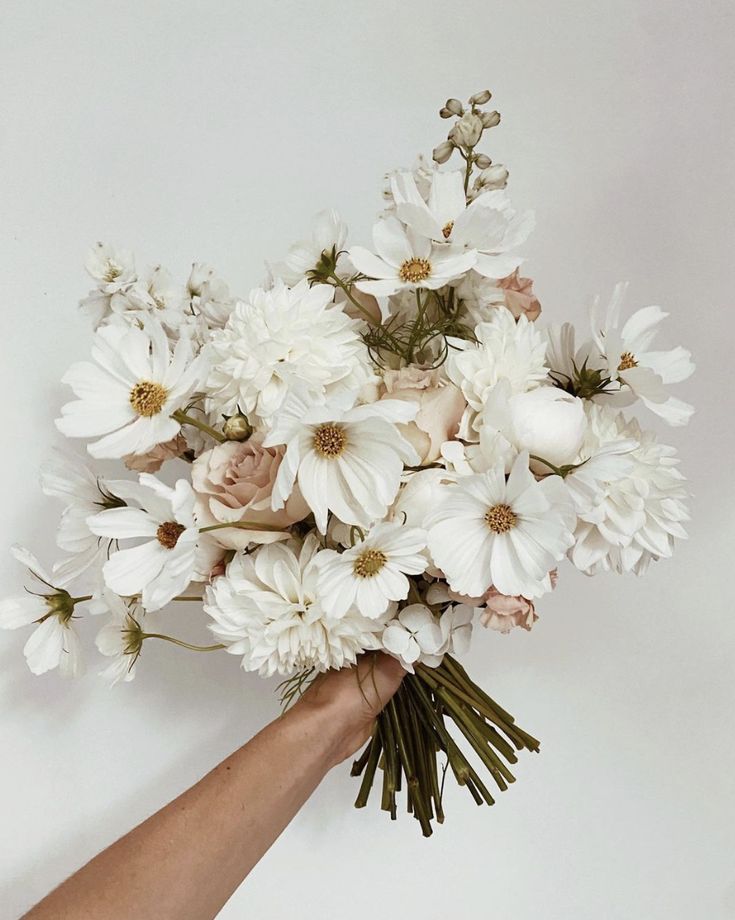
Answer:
292, 653, 406, 767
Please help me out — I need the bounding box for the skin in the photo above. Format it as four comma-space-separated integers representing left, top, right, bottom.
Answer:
24, 653, 405, 920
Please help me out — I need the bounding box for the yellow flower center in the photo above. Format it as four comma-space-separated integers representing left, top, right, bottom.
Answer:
104, 261, 122, 283
129, 380, 168, 417
398, 258, 432, 284
353, 549, 387, 578
156, 521, 185, 549
618, 351, 638, 371
442, 220, 454, 239
313, 423, 347, 458
485, 503, 517, 534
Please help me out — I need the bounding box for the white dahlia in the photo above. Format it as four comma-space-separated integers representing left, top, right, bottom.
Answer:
265, 395, 420, 533
427, 451, 575, 599
446, 307, 548, 436
204, 279, 373, 424
56, 318, 204, 459
204, 536, 385, 676
569, 405, 689, 575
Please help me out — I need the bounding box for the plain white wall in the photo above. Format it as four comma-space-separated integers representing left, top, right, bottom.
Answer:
1, 1, 734, 917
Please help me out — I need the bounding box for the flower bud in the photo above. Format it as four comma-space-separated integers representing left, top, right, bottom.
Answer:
508, 388, 587, 471
477, 163, 509, 190
444, 98, 463, 116
469, 89, 492, 105
223, 414, 254, 442
480, 110, 501, 128
432, 140, 454, 164
439, 106, 454, 119
474, 153, 492, 169
448, 112, 484, 148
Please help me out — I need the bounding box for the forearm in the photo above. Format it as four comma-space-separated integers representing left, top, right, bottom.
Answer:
25, 701, 342, 920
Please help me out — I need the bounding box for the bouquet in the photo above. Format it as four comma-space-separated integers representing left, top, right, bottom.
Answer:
1, 89, 693, 837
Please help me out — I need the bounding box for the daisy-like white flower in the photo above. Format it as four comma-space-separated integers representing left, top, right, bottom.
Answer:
204, 536, 385, 676
591, 283, 695, 426
265, 395, 420, 533
204, 279, 374, 424
0, 546, 84, 677
349, 216, 476, 298
84, 242, 136, 293
569, 405, 689, 575
315, 522, 428, 619
270, 209, 349, 286
446, 307, 548, 436
427, 451, 576, 599
93, 591, 146, 685
88, 474, 207, 612
40, 453, 127, 585
380, 604, 444, 671
56, 317, 204, 459
391, 170, 534, 279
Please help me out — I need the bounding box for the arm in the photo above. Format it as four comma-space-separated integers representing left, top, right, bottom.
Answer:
24, 653, 405, 920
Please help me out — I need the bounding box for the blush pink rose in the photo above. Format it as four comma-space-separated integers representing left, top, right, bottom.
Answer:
192, 435, 310, 550
124, 434, 189, 473
477, 571, 558, 634
378, 367, 466, 464
498, 270, 542, 322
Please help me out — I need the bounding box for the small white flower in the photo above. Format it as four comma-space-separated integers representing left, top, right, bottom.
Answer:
85, 242, 136, 293
0, 546, 83, 677
391, 170, 533, 279
187, 263, 235, 331
204, 535, 385, 676
437, 603, 474, 658
381, 604, 444, 672
93, 591, 145, 685
349, 216, 476, 298
270, 210, 349, 286
204, 279, 373, 424
315, 522, 428, 619
592, 283, 695, 426
56, 318, 204, 459
265, 395, 420, 533
111, 265, 188, 332
427, 451, 575, 599
88, 474, 204, 612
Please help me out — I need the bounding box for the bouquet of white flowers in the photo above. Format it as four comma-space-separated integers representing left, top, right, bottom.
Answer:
0, 90, 693, 836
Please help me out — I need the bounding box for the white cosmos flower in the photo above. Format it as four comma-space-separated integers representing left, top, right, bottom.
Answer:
270, 210, 349, 286
391, 170, 534, 279
56, 318, 204, 459
381, 604, 444, 672
315, 522, 428, 619
204, 535, 385, 676
85, 242, 136, 293
204, 279, 373, 424
446, 307, 548, 436
88, 474, 206, 612
0, 546, 83, 677
93, 591, 145, 685
569, 405, 689, 575
349, 216, 476, 298
427, 451, 575, 599
265, 395, 420, 533
592, 283, 695, 426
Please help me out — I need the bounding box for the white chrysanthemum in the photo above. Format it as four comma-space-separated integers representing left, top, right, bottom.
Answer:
270, 210, 349, 286
446, 307, 548, 436
315, 522, 428, 619
391, 171, 533, 279
591, 283, 695, 426
265, 395, 420, 532
93, 591, 145, 685
88, 474, 209, 612
56, 318, 204, 459
427, 451, 575, 598
204, 279, 373, 424
569, 405, 689, 575
0, 546, 83, 677
204, 536, 385, 676
349, 216, 476, 298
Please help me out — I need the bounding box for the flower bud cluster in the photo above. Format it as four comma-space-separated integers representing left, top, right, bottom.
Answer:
432, 90, 507, 194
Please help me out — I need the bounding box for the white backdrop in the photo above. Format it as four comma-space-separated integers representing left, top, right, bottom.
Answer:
1, 1, 734, 918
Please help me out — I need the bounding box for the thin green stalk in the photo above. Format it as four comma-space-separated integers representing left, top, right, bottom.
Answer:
198, 521, 285, 534
141, 633, 225, 652
329, 273, 377, 324
172, 409, 226, 443
354, 731, 382, 809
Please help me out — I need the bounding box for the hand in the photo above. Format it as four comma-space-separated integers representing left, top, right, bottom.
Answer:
292, 653, 406, 767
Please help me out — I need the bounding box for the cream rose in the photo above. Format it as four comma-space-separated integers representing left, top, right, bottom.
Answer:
378, 367, 466, 464
192, 435, 309, 550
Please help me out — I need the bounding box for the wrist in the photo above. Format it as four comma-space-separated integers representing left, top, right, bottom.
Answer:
288, 691, 365, 770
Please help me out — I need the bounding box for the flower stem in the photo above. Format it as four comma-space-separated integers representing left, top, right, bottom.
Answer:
329, 273, 377, 324
172, 409, 226, 443
141, 633, 225, 652
198, 521, 286, 534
